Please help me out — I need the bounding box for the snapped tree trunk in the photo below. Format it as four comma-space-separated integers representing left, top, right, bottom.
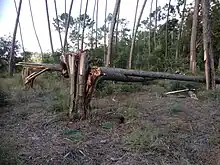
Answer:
190, 0, 200, 73
99, 67, 220, 84
129, 0, 147, 69
45, 0, 54, 55
106, 0, 121, 67
9, 0, 22, 76
202, 0, 216, 90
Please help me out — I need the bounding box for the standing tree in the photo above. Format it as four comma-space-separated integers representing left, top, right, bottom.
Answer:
77, 0, 83, 50
54, 0, 63, 49
106, 0, 121, 67
45, 0, 54, 55
190, 0, 200, 73
175, 0, 186, 61
91, 0, 97, 49
202, 0, 216, 89
28, 0, 43, 56
128, 0, 139, 69
165, 0, 171, 60
103, 0, 108, 64
128, 0, 147, 69
149, 0, 154, 56
9, 0, 22, 76
154, 0, 158, 47
81, 0, 89, 50
95, 0, 99, 48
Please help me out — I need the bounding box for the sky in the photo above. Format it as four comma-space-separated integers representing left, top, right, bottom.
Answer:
0, 0, 188, 53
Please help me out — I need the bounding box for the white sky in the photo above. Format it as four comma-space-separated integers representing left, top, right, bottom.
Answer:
0, 0, 187, 53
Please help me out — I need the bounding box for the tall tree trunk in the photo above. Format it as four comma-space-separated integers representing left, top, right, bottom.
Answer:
175, 0, 186, 62
115, 5, 120, 58
91, 0, 97, 50
95, 0, 99, 48
54, 0, 63, 49
45, 0, 54, 55
104, 0, 108, 65
202, 0, 216, 90
28, 0, 43, 56
154, 0, 158, 47
81, 0, 89, 50
149, 0, 153, 58
77, 0, 83, 50
106, 0, 121, 67
190, 0, 200, 73
128, 0, 147, 69
13, 0, 25, 54
165, 0, 171, 60
63, 0, 74, 52
9, 0, 22, 76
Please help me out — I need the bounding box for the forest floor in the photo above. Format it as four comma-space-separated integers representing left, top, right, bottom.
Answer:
0, 74, 220, 165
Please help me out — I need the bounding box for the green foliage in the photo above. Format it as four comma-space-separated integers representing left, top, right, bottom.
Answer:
119, 83, 142, 93
205, 88, 220, 100
169, 102, 182, 113
50, 90, 69, 113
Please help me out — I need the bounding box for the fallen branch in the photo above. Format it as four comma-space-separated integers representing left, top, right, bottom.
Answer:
164, 89, 195, 95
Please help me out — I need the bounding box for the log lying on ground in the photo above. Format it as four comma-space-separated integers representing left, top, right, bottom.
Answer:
98, 67, 154, 82
16, 62, 62, 71
99, 67, 220, 84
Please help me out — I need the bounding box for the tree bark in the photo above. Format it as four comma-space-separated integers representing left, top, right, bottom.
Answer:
175, 0, 186, 61
128, 0, 147, 69
9, 0, 22, 76
99, 67, 220, 84
106, 0, 121, 67
202, 0, 216, 89
190, 0, 200, 73
99, 67, 153, 82
81, 0, 89, 50
45, 0, 54, 55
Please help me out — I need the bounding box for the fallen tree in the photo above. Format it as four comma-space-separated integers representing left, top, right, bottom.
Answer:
98, 67, 220, 84
17, 55, 220, 120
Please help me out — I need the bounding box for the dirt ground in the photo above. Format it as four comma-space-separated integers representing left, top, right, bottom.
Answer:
1, 85, 220, 165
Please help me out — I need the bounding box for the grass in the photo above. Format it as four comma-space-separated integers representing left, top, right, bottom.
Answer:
124, 125, 168, 151
169, 102, 182, 113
